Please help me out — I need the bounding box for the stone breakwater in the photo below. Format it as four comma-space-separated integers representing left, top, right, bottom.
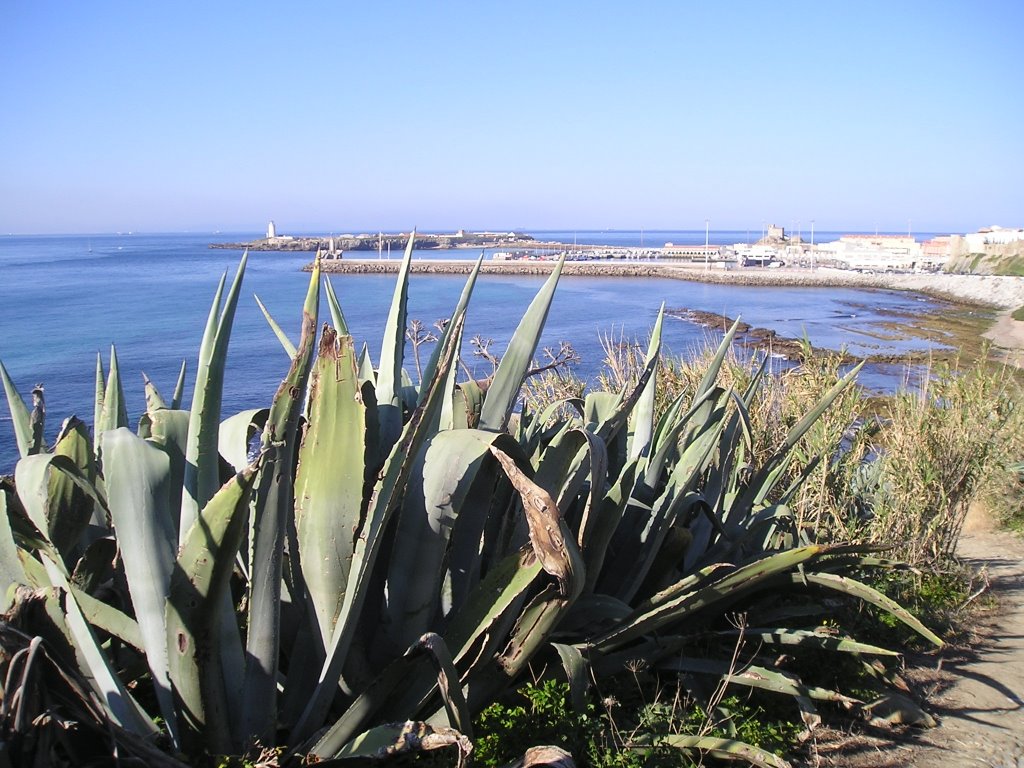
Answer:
309, 259, 1024, 310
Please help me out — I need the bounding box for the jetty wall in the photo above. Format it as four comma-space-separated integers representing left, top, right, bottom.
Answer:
307, 259, 1024, 309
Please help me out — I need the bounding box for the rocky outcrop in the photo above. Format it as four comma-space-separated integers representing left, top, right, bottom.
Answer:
210, 232, 536, 252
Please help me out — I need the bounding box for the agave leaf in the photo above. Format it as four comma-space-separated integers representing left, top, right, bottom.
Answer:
309, 633, 471, 758
446, 548, 543, 667
399, 367, 418, 412
0, 491, 28, 597
665, 656, 856, 705
601, 396, 728, 602
255, 294, 298, 358
627, 303, 664, 461
166, 467, 257, 754
98, 345, 129, 435
581, 459, 638, 594
356, 549, 543, 733
451, 380, 484, 430
242, 258, 320, 746
459, 445, 585, 708
147, 408, 191, 529
534, 427, 599, 517
376, 231, 416, 451
324, 276, 350, 336
716, 627, 899, 656
592, 346, 660, 450
358, 342, 375, 385
292, 313, 464, 745
38, 553, 158, 736
328, 721, 471, 762
382, 429, 514, 653
421, 253, 482, 406
295, 326, 366, 651
217, 408, 267, 473
0, 361, 34, 458
791, 571, 943, 647
695, 317, 743, 400
14, 453, 108, 568
171, 360, 188, 411
738, 362, 863, 512
594, 546, 824, 652
478, 254, 566, 432
94, 353, 106, 451
553, 642, 589, 713
419, 633, 472, 738
552, 429, 609, 550
143, 372, 168, 412
643, 389, 689, 474
72, 586, 145, 652
741, 351, 771, 409
644, 734, 791, 768
490, 444, 584, 600
663, 656, 841, 732
306, 646, 435, 757
101, 427, 179, 744
47, 417, 97, 558
180, 252, 247, 545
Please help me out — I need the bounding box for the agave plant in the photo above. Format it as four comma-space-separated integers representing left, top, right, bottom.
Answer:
0, 235, 940, 768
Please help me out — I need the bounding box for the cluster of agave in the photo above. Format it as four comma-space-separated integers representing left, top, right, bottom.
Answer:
0, 236, 941, 768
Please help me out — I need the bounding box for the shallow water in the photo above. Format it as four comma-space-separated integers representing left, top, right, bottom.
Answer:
0, 233, 952, 469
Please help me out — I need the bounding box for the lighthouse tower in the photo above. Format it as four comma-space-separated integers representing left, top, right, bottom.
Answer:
267, 220, 277, 239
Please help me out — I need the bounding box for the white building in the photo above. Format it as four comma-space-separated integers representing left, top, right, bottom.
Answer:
964, 226, 1024, 251
267, 221, 277, 239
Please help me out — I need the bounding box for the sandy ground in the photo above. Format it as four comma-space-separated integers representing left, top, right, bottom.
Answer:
983, 310, 1024, 368
815, 505, 1024, 768
898, 508, 1024, 768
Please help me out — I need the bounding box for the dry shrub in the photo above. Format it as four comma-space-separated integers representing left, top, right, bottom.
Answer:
858, 358, 1023, 565
535, 332, 1022, 569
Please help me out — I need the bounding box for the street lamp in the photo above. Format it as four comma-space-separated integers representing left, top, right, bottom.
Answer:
704, 219, 710, 271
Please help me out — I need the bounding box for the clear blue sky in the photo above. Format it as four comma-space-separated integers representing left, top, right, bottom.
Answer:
2, 1, 1021, 235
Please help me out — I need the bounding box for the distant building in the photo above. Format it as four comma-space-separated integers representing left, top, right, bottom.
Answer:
964, 226, 1024, 251
661, 244, 723, 260
267, 221, 277, 239
815, 234, 923, 271
921, 236, 953, 266
766, 224, 785, 241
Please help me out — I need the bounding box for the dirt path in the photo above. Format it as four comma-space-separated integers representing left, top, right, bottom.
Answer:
813, 506, 1024, 768
904, 510, 1024, 768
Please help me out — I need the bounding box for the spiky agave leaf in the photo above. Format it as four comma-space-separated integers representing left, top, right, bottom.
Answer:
101, 427, 180, 746
179, 252, 247, 544
0, 361, 33, 459
478, 254, 566, 432
376, 231, 416, 452
166, 466, 257, 754
291, 312, 464, 745
294, 325, 366, 652
241, 257, 321, 747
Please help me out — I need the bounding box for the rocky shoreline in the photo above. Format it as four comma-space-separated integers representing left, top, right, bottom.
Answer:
309, 258, 1024, 310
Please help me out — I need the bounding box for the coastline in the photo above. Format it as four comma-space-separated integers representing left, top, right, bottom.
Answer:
310, 258, 1024, 359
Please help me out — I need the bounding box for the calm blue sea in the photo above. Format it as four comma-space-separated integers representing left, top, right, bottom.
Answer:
0, 231, 947, 471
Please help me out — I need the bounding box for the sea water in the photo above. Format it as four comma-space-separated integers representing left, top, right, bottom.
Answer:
0, 232, 946, 470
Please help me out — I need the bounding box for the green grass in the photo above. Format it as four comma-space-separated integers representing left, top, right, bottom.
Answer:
1012, 305, 1024, 322
472, 680, 805, 768
999, 256, 1024, 276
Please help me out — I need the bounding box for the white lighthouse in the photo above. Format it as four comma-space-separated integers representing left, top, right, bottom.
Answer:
267, 220, 277, 239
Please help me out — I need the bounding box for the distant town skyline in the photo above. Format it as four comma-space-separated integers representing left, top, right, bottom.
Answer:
2, 2, 1021, 235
